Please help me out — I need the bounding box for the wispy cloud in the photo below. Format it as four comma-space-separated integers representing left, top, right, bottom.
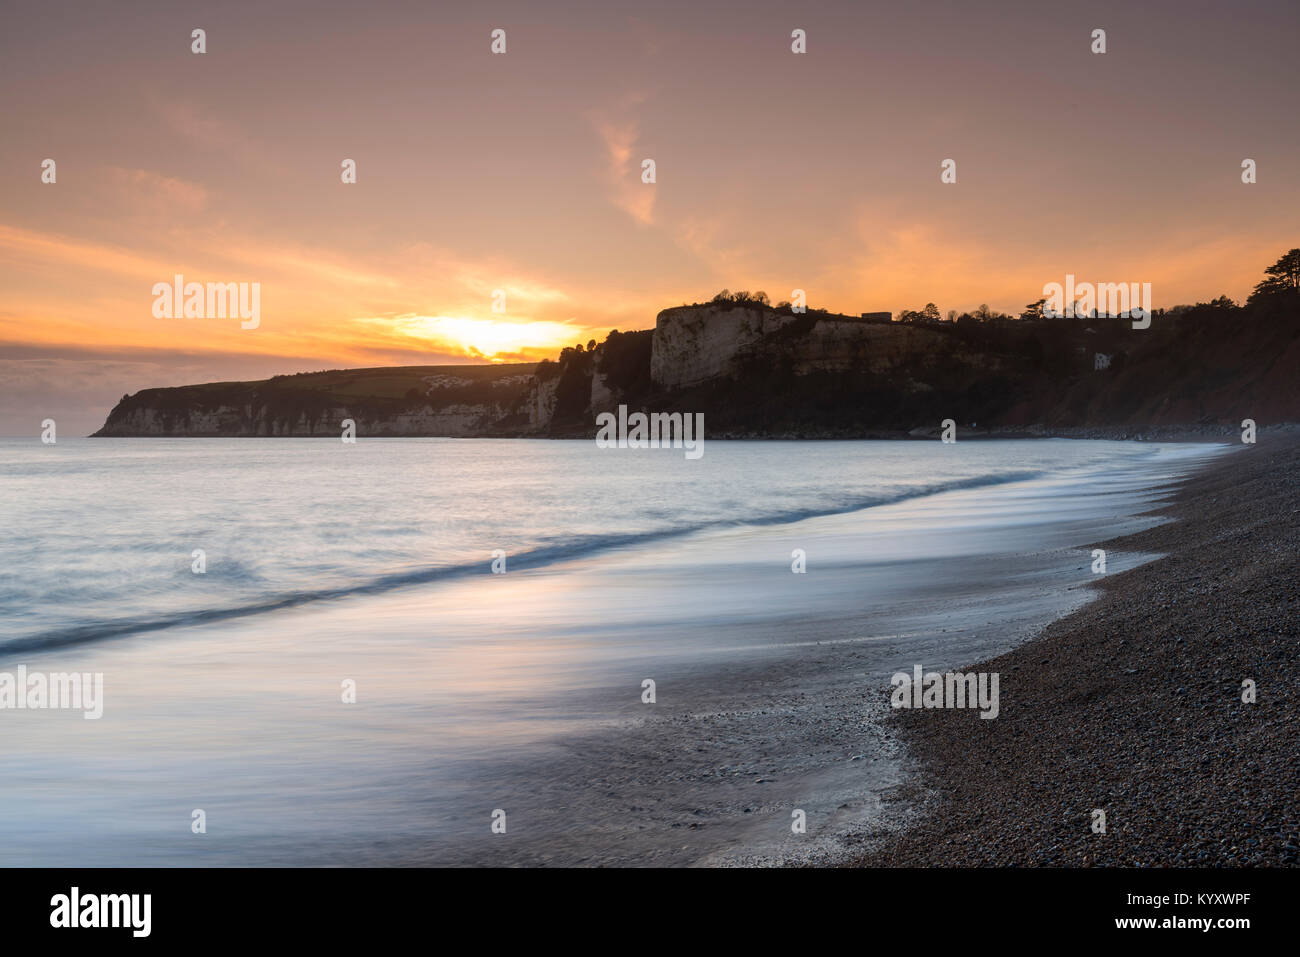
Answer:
0, 223, 171, 280
152, 99, 269, 170
105, 167, 209, 214
591, 101, 656, 226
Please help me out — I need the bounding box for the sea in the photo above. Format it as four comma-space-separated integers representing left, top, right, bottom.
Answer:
0, 436, 1229, 865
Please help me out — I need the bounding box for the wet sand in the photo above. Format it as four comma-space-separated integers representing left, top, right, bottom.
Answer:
855, 429, 1299, 867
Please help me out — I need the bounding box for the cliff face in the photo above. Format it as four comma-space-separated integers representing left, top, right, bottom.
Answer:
650, 305, 1006, 388
91, 298, 1300, 437
524, 377, 560, 429
650, 305, 793, 388
95, 399, 527, 438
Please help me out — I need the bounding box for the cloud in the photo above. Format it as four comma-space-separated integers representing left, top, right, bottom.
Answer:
0, 224, 571, 319
0, 223, 172, 280
153, 99, 268, 169
592, 113, 656, 226
846, 224, 1015, 313
105, 168, 209, 214
841, 218, 1293, 316
671, 213, 759, 283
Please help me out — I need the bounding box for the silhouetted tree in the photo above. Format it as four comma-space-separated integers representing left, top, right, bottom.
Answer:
1248, 248, 1300, 304
896, 303, 940, 323
1019, 298, 1046, 320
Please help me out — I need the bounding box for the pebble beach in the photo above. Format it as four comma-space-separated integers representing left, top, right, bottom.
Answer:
856, 429, 1299, 867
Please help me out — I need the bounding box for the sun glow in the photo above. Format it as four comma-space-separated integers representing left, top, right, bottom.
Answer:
358, 314, 587, 361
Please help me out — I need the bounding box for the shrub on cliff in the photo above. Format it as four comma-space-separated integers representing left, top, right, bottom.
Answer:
708, 289, 774, 310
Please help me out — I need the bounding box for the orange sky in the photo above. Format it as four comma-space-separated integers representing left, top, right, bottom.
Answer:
2, 0, 1297, 433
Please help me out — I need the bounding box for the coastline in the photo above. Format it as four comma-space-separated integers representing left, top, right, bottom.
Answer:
853, 428, 1299, 867
82, 423, 1250, 441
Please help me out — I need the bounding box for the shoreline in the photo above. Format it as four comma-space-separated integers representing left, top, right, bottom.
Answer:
80, 423, 1267, 441
852, 429, 1299, 867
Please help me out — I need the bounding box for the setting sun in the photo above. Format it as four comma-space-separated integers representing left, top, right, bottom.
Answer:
355, 314, 590, 361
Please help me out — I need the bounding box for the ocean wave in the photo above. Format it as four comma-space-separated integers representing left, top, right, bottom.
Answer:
0, 469, 1045, 657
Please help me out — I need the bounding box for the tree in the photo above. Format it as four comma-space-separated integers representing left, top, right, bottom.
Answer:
753, 290, 770, 306
896, 304, 939, 324
1019, 298, 1046, 320
1248, 248, 1300, 303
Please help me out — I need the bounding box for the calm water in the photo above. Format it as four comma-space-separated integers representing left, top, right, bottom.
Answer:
0, 438, 1228, 865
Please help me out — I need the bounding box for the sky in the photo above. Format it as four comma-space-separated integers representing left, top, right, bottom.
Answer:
1, 0, 1297, 434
